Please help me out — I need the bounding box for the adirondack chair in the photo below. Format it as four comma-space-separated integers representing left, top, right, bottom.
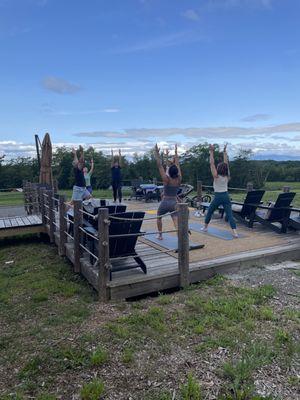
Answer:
83, 211, 146, 279
253, 192, 296, 233
288, 207, 300, 231
83, 204, 127, 228
231, 190, 265, 227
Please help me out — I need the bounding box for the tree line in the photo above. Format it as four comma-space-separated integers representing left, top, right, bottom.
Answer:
1, 144, 300, 190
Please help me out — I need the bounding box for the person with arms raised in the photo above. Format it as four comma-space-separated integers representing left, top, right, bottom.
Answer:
154, 144, 182, 240
202, 144, 238, 238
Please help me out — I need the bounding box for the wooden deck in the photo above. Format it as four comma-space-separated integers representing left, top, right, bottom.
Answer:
52, 226, 299, 300
0, 215, 45, 238
49, 200, 300, 300
2, 189, 299, 300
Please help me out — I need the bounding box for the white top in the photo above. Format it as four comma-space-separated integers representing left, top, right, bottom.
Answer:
213, 175, 228, 192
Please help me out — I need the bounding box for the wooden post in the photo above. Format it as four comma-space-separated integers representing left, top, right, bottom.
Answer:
22, 180, 28, 214
177, 203, 190, 288
246, 182, 253, 192
53, 178, 58, 194
28, 182, 33, 215
39, 188, 46, 226
32, 185, 39, 215
283, 186, 290, 193
98, 208, 110, 301
73, 200, 83, 273
59, 195, 67, 256
197, 180, 202, 204
48, 189, 55, 243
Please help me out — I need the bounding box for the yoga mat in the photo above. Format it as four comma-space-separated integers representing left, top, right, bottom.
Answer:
144, 233, 204, 251
189, 222, 245, 240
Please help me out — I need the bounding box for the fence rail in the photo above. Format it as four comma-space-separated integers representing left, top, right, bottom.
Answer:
20, 180, 298, 302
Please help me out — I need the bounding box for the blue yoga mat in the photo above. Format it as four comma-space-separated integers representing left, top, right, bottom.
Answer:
144, 233, 204, 251
189, 222, 245, 240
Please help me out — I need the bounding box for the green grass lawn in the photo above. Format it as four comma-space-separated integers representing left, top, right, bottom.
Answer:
58, 188, 131, 201
0, 242, 299, 399
0, 189, 131, 207
0, 183, 299, 207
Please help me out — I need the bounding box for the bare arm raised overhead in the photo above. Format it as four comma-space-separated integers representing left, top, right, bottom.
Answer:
223, 143, 230, 177
111, 149, 114, 167
89, 158, 94, 175
173, 144, 182, 181
154, 144, 168, 183
209, 144, 218, 179
72, 148, 79, 167
118, 149, 122, 167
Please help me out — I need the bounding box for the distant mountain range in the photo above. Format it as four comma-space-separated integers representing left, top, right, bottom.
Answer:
253, 154, 300, 161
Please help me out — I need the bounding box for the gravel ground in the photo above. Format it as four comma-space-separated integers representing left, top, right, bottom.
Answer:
224, 261, 300, 400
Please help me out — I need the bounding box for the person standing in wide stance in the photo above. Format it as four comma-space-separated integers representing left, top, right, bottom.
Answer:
202, 144, 238, 238
111, 149, 123, 203
154, 144, 182, 240
71, 146, 91, 203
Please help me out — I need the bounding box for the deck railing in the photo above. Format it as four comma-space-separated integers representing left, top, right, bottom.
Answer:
24, 181, 297, 301
37, 187, 191, 301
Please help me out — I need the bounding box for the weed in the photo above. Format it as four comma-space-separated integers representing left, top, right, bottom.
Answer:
90, 347, 108, 366
157, 294, 173, 305
80, 379, 105, 400
258, 307, 276, 321
37, 394, 57, 400
122, 346, 134, 364
19, 356, 43, 379
275, 329, 290, 345
180, 373, 202, 400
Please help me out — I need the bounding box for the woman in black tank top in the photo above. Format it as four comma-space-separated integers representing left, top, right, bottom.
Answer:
154, 144, 182, 240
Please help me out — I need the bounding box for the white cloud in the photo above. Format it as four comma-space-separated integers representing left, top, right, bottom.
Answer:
241, 113, 271, 122
73, 123, 300, 140
41, 106, 120, 116
42, 76, 82, 95
207, 0, 274, 9
2, 121, 300, 160
113, 30, 206, 53
2, 134, 300, 161
102, 108, 120, 113
182, 9, 200, 21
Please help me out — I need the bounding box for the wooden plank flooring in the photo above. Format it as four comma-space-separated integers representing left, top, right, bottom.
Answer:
0, 214, 44, 238
1, 200, 299, 300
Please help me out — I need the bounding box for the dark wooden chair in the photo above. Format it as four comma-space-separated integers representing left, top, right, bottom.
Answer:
231, 190, 265, 227
288, 207, 300, 231
83, 211, 146, 279
253, 192, 296, 233
83, 204, 127, 228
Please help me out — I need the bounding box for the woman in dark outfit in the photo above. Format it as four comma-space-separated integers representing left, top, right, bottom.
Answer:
70, 146, 91, 204
154, 144, 182, 240
111, 149, 122, 203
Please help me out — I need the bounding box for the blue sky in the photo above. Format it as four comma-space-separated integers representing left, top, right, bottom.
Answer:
0, 0, 300, 159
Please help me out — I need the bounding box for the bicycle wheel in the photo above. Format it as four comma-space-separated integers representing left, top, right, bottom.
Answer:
202, 194, 211, 203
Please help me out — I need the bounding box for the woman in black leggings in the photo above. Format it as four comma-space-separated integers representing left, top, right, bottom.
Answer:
111, 149, 122, 203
